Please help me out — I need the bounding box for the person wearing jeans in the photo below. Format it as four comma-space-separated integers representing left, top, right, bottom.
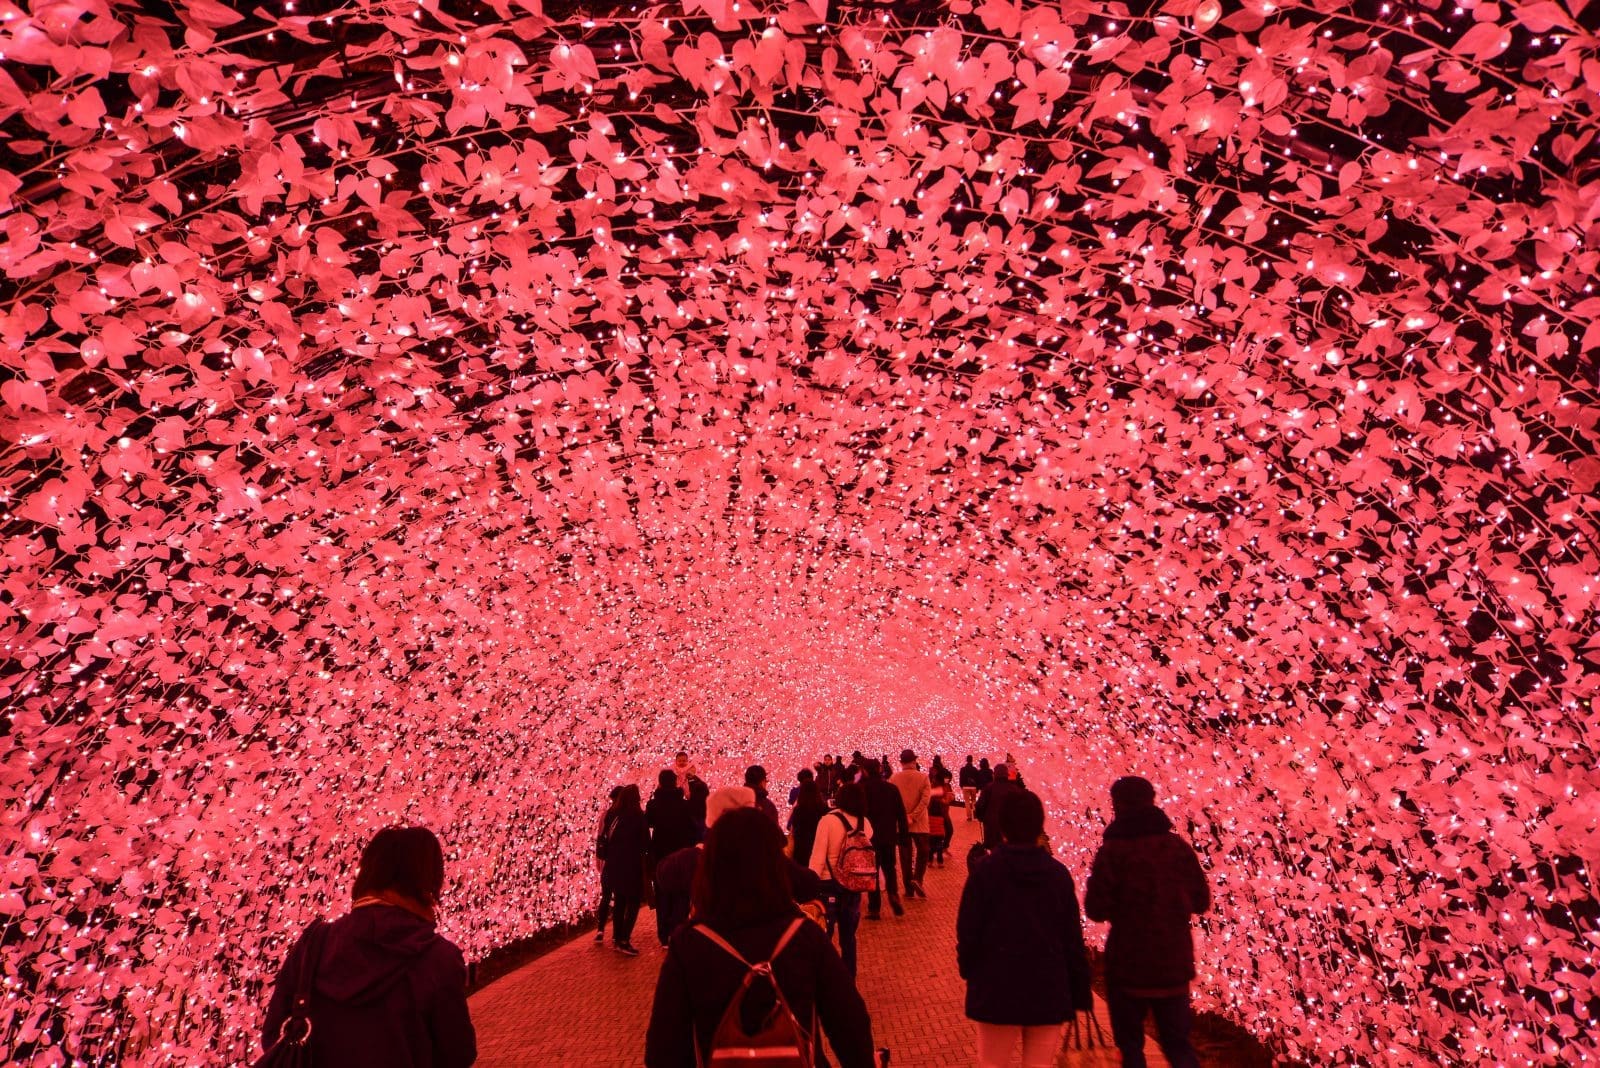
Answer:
890, 749, 932, 897
957, 789, 1091, 1068
862, 762, 907, 917
1084, 776, 1210, 1068
598, 784, 648, 956
809, 782, 873, 976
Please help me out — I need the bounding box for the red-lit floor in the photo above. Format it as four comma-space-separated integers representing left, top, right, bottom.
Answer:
470, 818, 1158, 1067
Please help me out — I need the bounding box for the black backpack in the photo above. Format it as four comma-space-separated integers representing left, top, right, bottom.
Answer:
693, 918, 814, 1068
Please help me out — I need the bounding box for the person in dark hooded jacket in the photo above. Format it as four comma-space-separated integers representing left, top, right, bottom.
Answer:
957, 790, 1090, 1068
973, 762, 1023, 851
600, 783, 650, 956
262, 826, 476, 1067
647, 769, 698, 863
1084, 776, 1210, 1068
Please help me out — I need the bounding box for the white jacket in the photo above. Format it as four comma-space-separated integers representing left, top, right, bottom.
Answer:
809, 809, 874, 881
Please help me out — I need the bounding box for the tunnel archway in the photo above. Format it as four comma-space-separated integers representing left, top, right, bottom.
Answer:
1, 0, 1597, 1063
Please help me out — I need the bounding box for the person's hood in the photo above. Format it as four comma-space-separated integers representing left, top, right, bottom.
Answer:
991, 844, 1059, 881
315, 905, 441, 1005
1104, 805, 1174, 840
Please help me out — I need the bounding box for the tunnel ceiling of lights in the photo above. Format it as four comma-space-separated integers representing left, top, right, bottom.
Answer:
2, 0, 1598, 1061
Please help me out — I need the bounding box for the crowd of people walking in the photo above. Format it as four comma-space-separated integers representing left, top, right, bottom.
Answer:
257, 750, 1212, 1068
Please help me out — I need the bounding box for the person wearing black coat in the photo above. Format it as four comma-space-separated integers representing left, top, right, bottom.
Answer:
598, 783, 649, 956
261, 826, 476, 1068
656, 786, 828, 946
645, 809, 875, 1068
974, 762, 1022, 849
957, 791, 1090, 1068
1084, 776, 1210, 1068
647, 769, 698, 863
788, 771, 828, 873
862, 762, 907, 918
745, 764, 781, 825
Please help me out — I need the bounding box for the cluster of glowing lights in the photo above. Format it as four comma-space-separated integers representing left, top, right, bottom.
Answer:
0, 0, 1597, 1063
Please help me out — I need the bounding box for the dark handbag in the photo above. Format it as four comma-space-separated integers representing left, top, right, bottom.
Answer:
255, 919, 330, 1067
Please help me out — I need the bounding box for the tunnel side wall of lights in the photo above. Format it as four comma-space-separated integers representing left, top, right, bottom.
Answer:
1, 0, 1597, 1063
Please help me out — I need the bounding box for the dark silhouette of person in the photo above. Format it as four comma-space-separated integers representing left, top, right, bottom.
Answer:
599, 784, 649, 956
261, 826, 476, 1067
974, 762, 1022, 850
645, 808, 875, 1067
862, 761, 908, 917
1084, 776, 1211, 1068
957, 790, 1091, 1066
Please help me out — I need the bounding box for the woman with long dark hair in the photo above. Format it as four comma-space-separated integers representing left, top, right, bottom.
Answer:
787, 769, 827, 872
645, 808, 875, 1068
261, 826, 476, 1067
599, 783, 649, 956
808, 782, 873, 977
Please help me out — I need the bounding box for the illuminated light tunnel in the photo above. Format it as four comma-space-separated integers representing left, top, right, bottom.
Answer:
1, 0, 1597, 1062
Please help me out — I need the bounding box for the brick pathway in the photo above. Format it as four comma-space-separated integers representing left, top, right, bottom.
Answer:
471, 817, 1165, 1067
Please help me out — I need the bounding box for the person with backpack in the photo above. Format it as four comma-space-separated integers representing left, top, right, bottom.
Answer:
807, 782, 876, 977
598, 784, 649, 956
260, 826, 476, 1067
957, 791, 1091, 1068
646, 807, 876, 1068
1084, 776, 1210, 1068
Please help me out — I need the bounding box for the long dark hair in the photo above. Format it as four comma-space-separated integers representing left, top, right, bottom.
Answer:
616, 783, 642, 812
835, 782, 866, 818
794, 776, 824, 810
691, 808, 795, 929
352, 826, 445, 905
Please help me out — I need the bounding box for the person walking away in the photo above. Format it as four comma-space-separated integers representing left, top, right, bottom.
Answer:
975, 757, 993, 791
657, 788, 825, 946
261, 826, 476, 1067
647, 770, 696, 916
655, 786, 753, 945
648, 769, 697, 862
957, 792, 1090, 1068
890, 750, 932, 898
927, 777, 951, 865
789, 770, 828, 870
600, 784, 649, 956
686, 772, 710, 842
1084, 776, 1211, 1068
646, 808, 876, 1068
974, 763, 1022, 851
929, 755, 950, 788
746, 764, 781, 825
959, 756, 981, 821
594, 785, 625, 941
808, 782, 875, 977
862, 762, 907, 918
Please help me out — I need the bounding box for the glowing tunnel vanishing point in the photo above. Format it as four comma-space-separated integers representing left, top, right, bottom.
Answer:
1, 0, 1598, 1062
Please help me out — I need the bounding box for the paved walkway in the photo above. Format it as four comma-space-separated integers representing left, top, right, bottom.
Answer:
471, 817, 1163, 1067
